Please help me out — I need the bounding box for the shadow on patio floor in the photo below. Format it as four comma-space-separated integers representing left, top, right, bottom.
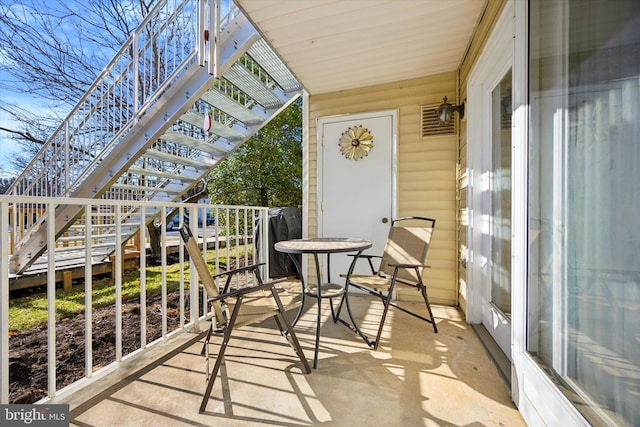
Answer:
69, 294, 525, 426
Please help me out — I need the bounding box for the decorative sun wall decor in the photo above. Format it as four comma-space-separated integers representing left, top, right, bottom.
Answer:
338, 125, 373, 160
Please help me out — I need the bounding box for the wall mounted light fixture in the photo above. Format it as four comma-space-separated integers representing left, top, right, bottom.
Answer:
435, 96, 464, 126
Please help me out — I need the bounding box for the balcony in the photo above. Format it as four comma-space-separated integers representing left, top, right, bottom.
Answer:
66, 298, 524, 426
1, 196, 524, 425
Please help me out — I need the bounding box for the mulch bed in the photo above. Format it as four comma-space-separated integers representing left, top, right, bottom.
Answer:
8, 290, 189, 404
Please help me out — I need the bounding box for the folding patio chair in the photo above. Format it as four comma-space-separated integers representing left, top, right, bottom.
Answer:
179, 225, 311, 413
339, 216, 438, 350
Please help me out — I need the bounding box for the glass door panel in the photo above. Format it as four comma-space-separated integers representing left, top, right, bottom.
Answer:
490, 70, 512, 318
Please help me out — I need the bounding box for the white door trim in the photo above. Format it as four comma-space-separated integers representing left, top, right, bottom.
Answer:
467, 0, 514, 327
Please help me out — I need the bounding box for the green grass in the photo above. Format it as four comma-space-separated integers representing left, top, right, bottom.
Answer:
9, 249, 252, 332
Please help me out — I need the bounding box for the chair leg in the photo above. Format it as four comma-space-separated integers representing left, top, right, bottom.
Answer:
270, 286, 311, 373
314, 293, 321, 368
291, 291, 306, 327
335, 284, 376, 348
199, 325, 231, 413
199, 299, 242, 413
200, 322, 213, 356
273, 313, 311, 374
329, 296, 339, 323
418, 277, 438, 333
373, 293, 394, 351
373, 272, 400, 351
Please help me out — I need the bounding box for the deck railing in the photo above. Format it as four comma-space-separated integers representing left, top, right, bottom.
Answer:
0, 195, 269, 404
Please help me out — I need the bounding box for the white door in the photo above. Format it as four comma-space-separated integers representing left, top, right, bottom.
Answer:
317, 110, 397, 283
468, 2, 513, 359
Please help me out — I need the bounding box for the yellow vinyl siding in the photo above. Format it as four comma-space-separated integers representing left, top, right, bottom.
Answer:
308, 72, 458, 306
304, 0, 508, 311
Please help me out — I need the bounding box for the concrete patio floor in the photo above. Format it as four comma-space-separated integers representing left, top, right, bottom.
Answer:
68, 294, 525, 426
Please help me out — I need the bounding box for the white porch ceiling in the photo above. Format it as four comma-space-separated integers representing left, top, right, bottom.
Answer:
235, 0, 487, 95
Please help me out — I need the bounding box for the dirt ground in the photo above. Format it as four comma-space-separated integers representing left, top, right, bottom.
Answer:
8, 290, 188, 404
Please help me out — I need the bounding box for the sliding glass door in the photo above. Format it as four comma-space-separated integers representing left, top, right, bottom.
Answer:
528, 1, 640, 425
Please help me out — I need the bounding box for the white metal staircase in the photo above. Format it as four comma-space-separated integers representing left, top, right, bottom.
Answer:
6, 0, 302, 275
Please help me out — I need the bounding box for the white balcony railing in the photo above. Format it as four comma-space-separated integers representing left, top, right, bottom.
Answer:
0, 195, 269, 404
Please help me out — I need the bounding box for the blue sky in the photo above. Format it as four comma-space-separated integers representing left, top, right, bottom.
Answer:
0, 70, 30, 177
0, 0, 76, 178
0, 89, 51, 178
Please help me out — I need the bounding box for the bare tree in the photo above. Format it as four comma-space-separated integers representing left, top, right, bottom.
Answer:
0, 0, 156, 171
0, 0, 182, 252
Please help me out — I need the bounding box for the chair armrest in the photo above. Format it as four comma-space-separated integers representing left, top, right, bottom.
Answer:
211, 262, 265, 280
208, 278, 287, 302
347, 253, 380, 260
211, 262, 265, 294
387, 263, 431, 269
345, 253, 381, 275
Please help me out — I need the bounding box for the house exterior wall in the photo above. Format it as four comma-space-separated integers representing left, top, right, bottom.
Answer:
457, 0, 508, 314
301, 0, 509, 312
300, 0, 637, 425
307, 73, 459, 305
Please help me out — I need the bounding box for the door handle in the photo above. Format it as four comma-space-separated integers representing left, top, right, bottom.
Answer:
382, 217, 389, 224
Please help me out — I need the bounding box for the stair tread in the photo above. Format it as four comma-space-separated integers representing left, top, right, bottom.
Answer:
127, 167, 197, 182
162, 130, 231, 155
248, 39, 302, 93
111, 182, 183, 194
199, 89, 263, 125
180, 111, 247, 140
143, 149, 213, 169
224, 63, 283, 109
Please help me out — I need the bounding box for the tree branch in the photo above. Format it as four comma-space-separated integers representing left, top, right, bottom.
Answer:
0, 127, 45, 145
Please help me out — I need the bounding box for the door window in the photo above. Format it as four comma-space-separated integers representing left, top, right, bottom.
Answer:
490, 70, 512, 317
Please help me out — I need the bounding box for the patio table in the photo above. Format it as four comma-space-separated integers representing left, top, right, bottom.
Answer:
274, 237, 372, 368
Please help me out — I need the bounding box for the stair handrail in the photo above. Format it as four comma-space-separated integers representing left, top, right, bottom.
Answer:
8, 0, 236, 252
7, 0, 202, 199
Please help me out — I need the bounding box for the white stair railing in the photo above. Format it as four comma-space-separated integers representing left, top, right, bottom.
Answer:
7, 0, 234, 253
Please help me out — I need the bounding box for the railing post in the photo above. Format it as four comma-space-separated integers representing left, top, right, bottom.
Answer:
208, 0, 220, 76
115, 204, 122, 362
178, 205, 185, 329
198, 0, 206, 67
189, 205, 200, 332
0, 201, 9, 403
139, 205, 147, 347
65, 121, 70, 196
161, 206, 167, 338
260, 208, 269, 280
132, 31, 140, 120
200, 206, 208, 322
47, 204, 57, 397
84, 202, 93, 377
